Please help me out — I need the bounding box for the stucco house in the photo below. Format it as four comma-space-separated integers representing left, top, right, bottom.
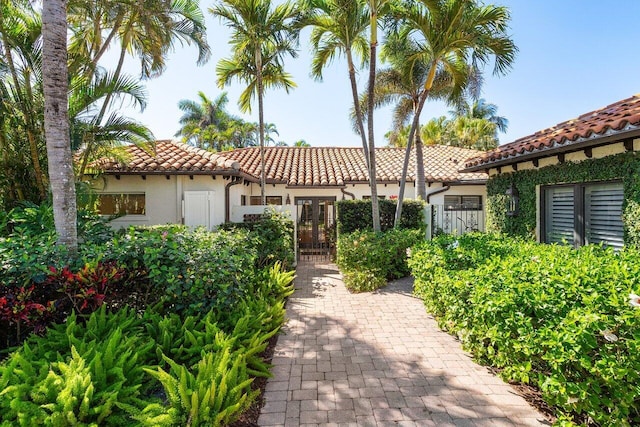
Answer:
91, 140, 487, 253
462, 94, 640, 250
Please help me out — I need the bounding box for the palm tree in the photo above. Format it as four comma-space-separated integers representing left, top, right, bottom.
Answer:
420, 116, 448, 146
303, 0, 385, 229
264, 122, 279, 146
393, 0, 517, 228
175, 91, 233, 149
211, 0, 300, 205
0, 0, 47, 199
294, 139, 310, 147
42, 0, 78, 252
453, 97, 508, 133
446, 115, 498, 150
373, 32, 457, 200
70, 0, 211, 176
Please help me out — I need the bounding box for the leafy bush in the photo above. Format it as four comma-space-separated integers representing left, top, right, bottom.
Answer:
336, 199, 425, 234
0, 263, 296, 426
410, 234, 640, 426
337, 229, 423, 292
219, 209, 295, 269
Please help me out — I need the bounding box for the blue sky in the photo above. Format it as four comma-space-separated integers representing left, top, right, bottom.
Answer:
114, 0, 640, 147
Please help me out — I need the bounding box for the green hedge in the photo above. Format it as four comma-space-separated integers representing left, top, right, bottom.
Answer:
336, 229, 423, 292
486, 151, 640, 246
218, 209, 295, 269
410, 233, 640, 426
336, 199, 425, 234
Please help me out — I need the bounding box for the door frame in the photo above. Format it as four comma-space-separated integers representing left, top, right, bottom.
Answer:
295, 196, 336, 255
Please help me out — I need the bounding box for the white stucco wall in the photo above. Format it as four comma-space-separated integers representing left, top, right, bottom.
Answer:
95, 174, 227, 229
96, 175, 486, 230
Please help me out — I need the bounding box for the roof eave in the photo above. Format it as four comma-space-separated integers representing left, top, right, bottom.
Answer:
462, 127, 640, 172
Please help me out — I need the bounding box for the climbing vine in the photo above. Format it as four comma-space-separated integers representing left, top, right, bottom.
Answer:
486, 151, 640, 247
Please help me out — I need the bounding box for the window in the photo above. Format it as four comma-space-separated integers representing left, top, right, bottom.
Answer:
444, 195, 483, 211
542, 181, 624, 249
362, 195, 386, 200
97, 193, 145, 215
249, 196, 282, 206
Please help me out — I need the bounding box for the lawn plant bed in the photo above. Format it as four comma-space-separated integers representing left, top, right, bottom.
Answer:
409, 233, 640, 426
0, 204, 295, 426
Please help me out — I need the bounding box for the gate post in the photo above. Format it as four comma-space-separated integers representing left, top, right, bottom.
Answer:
425, 204, 432, 241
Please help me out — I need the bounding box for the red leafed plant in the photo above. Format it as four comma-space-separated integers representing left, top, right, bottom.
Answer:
46, 261, 125, 314
0, 285, 49, 342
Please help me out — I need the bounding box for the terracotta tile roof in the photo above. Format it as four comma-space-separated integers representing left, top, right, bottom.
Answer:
222, 145, 486, 185
96, 140, 486, 184
464, 94, 640, 171
96, 140, 240, 173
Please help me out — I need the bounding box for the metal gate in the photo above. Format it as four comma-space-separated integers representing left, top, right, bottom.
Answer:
296, 197, 335, 262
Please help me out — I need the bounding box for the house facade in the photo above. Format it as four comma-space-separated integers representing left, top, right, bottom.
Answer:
463, 94, 640, 250
91, 141, 488, 252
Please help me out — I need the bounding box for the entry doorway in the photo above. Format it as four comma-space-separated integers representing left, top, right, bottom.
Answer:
296, 197, 335, 260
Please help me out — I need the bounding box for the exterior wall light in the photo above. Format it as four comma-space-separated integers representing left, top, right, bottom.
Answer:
505, 182, 519, 217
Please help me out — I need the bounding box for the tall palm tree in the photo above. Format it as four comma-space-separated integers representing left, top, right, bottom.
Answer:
212, 0, 300, 205
393, 0, 517, 228
373, 32, 457, 200
70, 0, 211, 176
304, 0, 385, 230
42, 0, 78, 252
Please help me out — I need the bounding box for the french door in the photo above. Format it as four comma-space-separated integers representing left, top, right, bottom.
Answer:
296, 197, 335, 257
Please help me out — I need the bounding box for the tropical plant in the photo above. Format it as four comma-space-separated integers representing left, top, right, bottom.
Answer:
392, 0, 517, 228
452, 97, 508, 133
302, 0, 382, 230
212, 0, 301, 205
0, 0, 47, 201
42, 0, 78, 253
372, 31, 461, 199
69, 0, 211, 177
175, 91, 236, 150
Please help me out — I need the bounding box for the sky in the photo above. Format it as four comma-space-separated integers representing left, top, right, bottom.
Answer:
112, 0, 640, 148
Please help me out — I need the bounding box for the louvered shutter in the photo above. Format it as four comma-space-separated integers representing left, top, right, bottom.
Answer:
544, 187, 575, 245
585, 183, 624, 250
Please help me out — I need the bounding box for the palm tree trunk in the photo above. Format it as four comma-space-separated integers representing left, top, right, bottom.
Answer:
42, 0, 78, 253
415, 118, 426, 200
394, 91, 428, 227
346, 48, 370, 171
367, 0, 380, 232
395, 62, 437, 228
256, 47, 266, 206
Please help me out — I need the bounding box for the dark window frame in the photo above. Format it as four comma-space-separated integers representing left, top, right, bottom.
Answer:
540, 180, 623, 248
97, 193, 146, 216
249, 195, 282, 206
444, 195, 483, 211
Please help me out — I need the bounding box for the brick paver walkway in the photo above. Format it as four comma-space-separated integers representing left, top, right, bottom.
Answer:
258, 261, 549, 427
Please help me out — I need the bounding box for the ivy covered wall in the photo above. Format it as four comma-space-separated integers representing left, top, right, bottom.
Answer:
486, 151, 640, 247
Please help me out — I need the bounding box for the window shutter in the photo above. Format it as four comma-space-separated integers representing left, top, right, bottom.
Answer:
585, 183, 624, 250
545, 187, 575, 245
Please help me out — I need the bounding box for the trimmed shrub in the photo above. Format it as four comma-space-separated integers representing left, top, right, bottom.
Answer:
410, 234, 640, 426
219, 208, 295, 269
336, 199, 425, 234
337, 228, 423, 292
